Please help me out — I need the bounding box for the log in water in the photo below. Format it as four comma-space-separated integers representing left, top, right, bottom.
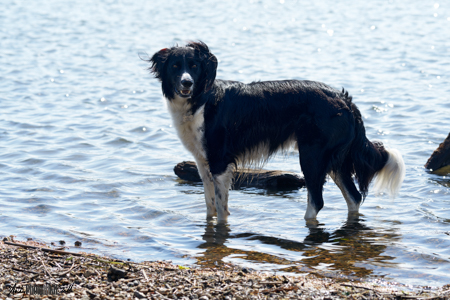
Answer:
174, 161, 305, 189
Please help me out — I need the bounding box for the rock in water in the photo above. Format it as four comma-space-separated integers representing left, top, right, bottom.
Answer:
425, 133, 450, 175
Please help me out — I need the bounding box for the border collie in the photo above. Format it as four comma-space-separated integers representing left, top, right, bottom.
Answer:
148, 41, 405, 223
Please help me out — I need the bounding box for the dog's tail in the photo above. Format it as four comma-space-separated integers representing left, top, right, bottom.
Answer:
372, 147, 405, 197
343, 90, 405, 199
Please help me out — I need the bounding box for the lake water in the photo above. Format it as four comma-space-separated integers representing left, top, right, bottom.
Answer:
1, 0, 449, 288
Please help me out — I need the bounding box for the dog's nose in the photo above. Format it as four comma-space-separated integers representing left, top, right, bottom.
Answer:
181, 79, 193, 88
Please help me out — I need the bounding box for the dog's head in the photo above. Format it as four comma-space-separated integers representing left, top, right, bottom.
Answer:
149, 41, 218, 100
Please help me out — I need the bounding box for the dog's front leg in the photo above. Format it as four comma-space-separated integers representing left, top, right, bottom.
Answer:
195, 158, 217, 219
212, 167, 233, 223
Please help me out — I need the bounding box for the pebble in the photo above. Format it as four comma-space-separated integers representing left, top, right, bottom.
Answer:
133, 290, 146, 299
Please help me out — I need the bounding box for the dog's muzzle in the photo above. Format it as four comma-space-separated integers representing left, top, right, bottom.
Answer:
177, 73, 194, 97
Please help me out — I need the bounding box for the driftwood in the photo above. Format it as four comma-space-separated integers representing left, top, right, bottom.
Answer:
174, 161, 305, 189
3, 240, 83, 256
425, 133, 450, 175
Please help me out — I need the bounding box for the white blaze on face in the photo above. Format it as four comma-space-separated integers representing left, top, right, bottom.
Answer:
179, 72, 193, 95
181, 72, 193, 83
178, 54, 195, 96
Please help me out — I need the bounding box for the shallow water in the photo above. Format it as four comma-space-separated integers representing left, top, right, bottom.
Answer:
1, 0, 450, 287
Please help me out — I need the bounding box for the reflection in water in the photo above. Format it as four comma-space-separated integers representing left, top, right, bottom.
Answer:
430, 177, 450, 188
299, 216, 401, 278
196, 215, 402, 280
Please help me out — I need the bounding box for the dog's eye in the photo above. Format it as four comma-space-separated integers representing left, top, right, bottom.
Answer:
192, 64, 197, 68
173, 64, 178, 68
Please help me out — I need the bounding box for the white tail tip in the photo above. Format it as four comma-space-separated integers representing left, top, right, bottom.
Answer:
373, 148, 406, 198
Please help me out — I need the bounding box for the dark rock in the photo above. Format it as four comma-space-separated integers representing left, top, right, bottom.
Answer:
425, 133, 450, 175
174, 161, 305, 189
107, 266, 127, 282
86, 290, 98, 299
134, 290, 147, 299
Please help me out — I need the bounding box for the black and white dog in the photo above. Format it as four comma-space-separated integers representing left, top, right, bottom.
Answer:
148, 41, 405, 223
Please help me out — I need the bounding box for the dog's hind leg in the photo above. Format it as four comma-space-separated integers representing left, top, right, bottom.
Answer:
298, 145, 328, 220
329, 170, 362, 214
212, 165, 233, 223
195, 158, 217, 219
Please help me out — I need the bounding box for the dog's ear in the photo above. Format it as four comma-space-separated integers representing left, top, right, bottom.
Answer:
148, 48, 170, 81
187, 41, 218, 92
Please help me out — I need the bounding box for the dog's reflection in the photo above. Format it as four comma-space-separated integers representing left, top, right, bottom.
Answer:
196, 214, 401, 277
201, 223, 231, 246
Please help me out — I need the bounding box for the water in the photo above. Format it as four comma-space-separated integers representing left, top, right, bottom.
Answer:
1, 0, 449, 287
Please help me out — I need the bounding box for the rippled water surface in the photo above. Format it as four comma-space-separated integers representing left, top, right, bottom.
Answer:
1, 0, 450, 287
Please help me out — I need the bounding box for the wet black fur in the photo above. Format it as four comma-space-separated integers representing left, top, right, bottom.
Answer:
149, 41, 389, 213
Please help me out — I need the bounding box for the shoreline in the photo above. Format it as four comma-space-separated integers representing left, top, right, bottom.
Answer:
1, 237, 448, 299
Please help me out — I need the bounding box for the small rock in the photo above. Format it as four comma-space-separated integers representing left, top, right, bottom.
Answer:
133, 290, 146, 299
83, 269, 95, 278
86, 283, 96, 290
107, 267, 127, 282
86, 290, 98, 299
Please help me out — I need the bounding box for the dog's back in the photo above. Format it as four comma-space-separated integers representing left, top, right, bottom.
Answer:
202, 80, 355, 169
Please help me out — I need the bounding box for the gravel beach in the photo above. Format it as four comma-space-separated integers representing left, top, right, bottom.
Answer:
1, 238, 448, 300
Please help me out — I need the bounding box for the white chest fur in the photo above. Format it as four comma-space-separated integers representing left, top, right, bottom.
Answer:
166, 97, 206, 160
